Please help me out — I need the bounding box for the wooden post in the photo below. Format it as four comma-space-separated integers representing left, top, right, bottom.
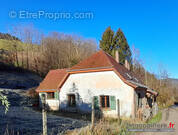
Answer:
91, 97, 95, 130
117, 99, 121, 124
41, 94, 47, 135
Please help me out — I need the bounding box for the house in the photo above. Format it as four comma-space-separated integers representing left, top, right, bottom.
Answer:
36, 50, 158, 119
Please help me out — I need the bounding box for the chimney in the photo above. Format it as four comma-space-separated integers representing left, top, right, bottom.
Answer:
115, 50, 119, 63
125, 59, 130, 70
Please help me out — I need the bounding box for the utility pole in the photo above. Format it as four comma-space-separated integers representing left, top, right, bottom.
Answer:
41, 94, 47, 135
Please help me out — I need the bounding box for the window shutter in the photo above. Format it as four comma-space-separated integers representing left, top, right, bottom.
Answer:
94, 96, 99, 109
110, 96, 116, 110
55, 92, 59, 100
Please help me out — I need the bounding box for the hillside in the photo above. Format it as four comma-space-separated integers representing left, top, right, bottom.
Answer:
0, 39, 39, 51
0, 62, 42, 89
0, 39, 22, 51
0, 32, 20, 41
169, 78, 178, 86
165, 78, 178, 89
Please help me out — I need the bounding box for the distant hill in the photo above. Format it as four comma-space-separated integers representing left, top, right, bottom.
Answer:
0, 32, 20, 41
169, 78, 178, 87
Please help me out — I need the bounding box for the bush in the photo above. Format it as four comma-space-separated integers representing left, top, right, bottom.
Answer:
27, 87, 38, 98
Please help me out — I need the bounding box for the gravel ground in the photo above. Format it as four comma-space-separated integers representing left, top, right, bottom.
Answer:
0, 89, 88, 135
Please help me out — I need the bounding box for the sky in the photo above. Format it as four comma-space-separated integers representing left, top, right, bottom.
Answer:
0, 0, 178, 78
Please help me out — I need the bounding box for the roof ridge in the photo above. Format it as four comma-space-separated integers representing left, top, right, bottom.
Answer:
49, 68, 68, 72
103, 51, 130, 71
101, 50, 115, 67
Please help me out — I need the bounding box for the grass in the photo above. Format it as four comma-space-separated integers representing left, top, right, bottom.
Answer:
147, 111, 162, 124
67, 119, 123, 135
65, 112, 163, 135
66, 117, 145, 135
0, 39, 39, 51
0, 39, 24, 51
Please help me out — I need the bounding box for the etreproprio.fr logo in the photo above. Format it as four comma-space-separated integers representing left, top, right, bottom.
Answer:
127, 122, 175, 132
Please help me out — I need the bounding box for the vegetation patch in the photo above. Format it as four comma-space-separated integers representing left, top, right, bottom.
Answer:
147, 111, 162, 124
66, 118, 145, 135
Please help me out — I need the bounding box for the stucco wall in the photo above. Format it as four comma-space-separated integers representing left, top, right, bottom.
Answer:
59, 71, 135, 117
39, 93, 59, 110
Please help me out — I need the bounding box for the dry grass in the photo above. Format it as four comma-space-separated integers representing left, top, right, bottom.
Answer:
66, 118, 143, 135
26, 87, 38, 98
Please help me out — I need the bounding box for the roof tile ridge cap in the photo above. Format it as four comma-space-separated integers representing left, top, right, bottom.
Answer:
102, 51, 115, 67
102, 50, 123, 68
57, 71, 70, 89
53, 68, 67, 71
49, 68, 68, 73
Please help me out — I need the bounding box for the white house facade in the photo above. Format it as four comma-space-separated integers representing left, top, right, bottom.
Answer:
36, 50, 158, 119
59, 71, 135, 117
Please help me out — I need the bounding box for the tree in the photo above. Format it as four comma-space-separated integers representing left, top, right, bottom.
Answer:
5, 24, 97, 76
112, 28, 132, 64
99, 26, 114, 55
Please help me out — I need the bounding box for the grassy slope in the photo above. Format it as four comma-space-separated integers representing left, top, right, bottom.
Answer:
0, 39, 25, 51
0, 39, 39, 51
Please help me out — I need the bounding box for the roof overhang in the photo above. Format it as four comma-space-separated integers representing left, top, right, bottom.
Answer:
36, 89, 58, 93
112, 69, 138, 88
127, 80, 147, 89
61, 67, 139, 89
146, 89, 158, 96
67, 66, 114, 74
36, 66, 152, 93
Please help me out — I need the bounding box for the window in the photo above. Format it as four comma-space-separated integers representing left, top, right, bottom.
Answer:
68, 94, 76, 107
46, 92, 55, 99
100, 96, 110, 108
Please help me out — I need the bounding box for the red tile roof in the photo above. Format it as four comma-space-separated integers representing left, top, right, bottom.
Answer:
69, 50, 143, 85
36, 50, 145, 92
71, 50, 113, 70
36, 69, 68, 92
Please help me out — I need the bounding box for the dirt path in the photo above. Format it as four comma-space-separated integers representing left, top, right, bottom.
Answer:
138, 106, 178, 135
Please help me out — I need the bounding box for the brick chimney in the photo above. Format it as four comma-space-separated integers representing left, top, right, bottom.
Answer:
125, 59, 130, 70
115, 50, 119, 63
